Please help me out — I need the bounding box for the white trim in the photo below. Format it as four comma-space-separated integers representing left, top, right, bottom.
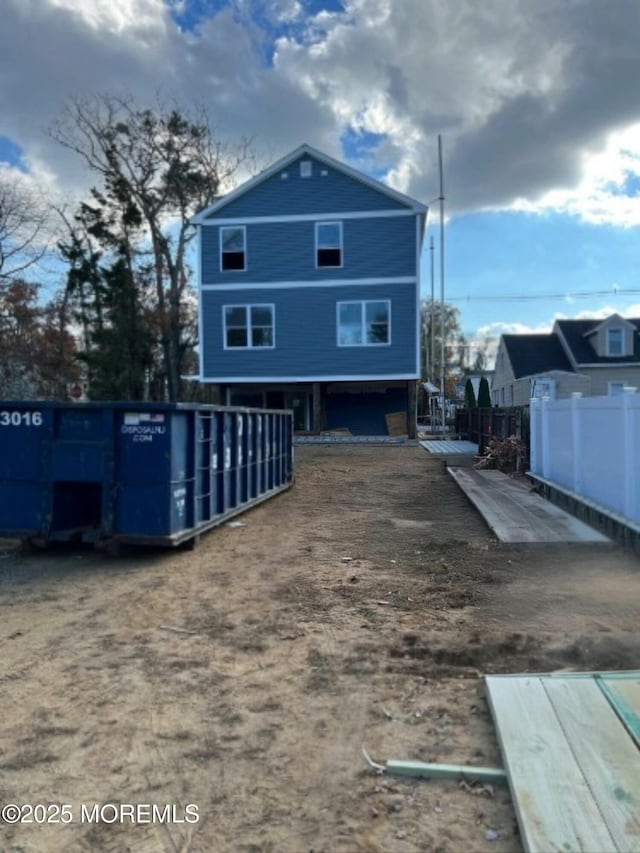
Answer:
315, 220, 343, 269
222, 303, 276, 350
575, 362, 640, 368
196, 225, 204, 381
199, 209, 417, 226
220, 225, 247, 272
336, 299, 391, 347
197, 373, 420, 383
201, 276, 416, 291
191, 143, 427, 223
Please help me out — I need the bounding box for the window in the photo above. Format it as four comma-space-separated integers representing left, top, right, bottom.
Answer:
609, 382, 626, 396
223, 305, 274, 349
530, 379, 556, 399
607, 328, 624, 356
300, 160, 312, 178
220, 226, 246, 271
316, 222, 343, 268
337, 300, 390, 346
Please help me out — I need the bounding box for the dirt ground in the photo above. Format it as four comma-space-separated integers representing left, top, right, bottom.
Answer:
1, 445, 640, 853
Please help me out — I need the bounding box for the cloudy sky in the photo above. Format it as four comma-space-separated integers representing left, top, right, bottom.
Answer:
3, 0, 640, 354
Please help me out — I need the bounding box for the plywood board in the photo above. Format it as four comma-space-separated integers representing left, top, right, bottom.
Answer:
486, 675, 617, 852
385, 411, 407, 436
543, 677, 640, 851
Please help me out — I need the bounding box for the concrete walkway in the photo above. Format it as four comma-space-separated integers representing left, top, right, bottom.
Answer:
448, 467, 610, 543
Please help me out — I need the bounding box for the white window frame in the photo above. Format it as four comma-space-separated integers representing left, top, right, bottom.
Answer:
222, 304, 275, 350
220, 225, 247, 272
300, 160, 312, 178
608, 381, 626, 396
336, 299, 391, 347
606, 327, 624, 356
315, 221, 343, 269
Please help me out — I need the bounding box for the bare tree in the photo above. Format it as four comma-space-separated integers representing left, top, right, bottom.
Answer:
0, 173, 49, 280
50, 93, 253, 400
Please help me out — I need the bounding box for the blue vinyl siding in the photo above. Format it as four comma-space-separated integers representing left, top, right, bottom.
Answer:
201, 216, 417, 284
201, 284, 418, 379
205, 155, 409, 219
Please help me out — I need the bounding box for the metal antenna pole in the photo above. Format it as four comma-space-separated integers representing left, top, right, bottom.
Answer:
438, 135, 446, 434
430, 235, 435, 383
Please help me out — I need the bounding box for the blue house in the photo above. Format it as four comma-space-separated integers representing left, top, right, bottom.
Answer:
191, 144, 427, 436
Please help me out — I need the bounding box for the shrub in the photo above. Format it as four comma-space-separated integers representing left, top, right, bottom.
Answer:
474, 435, 528, 474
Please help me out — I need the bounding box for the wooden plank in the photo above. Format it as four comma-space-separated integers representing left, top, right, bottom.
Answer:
486, 675, 617, 852
543, 677, 640, 851
385, 760, 507, 785
449, 467, 608, 543
490, 669, 640, 680
599, 676, 640, 747
420, 440, 477, 454
449, 467, 541, 541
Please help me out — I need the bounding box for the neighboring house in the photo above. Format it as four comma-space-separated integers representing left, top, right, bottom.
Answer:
492, 313, 640, 405
191, 144, 427, 435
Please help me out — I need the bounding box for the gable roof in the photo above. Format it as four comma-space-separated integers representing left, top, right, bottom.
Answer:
555, 318, 640, 365
583, 312, 636, 336
191, 143, 427, 223
502, 333, 574, 379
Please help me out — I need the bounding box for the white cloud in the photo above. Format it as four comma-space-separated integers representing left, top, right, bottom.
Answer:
47, 0, 167, 33
512, 124, 640, 226
3, 0, 640, 223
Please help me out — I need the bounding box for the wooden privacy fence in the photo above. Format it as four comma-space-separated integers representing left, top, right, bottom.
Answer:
455, 406, 530, 455
530, 391, 640, 526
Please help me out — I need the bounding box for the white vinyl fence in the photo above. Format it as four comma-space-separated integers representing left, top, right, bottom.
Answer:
530, 390, 640, 525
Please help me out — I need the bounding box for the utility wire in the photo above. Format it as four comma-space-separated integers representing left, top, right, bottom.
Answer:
446, 288, 640, 303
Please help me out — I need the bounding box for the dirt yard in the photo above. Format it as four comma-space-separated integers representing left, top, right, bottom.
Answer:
1, 445, 640, 853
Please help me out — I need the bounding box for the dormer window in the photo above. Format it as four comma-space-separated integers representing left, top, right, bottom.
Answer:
607, 328, 624, 356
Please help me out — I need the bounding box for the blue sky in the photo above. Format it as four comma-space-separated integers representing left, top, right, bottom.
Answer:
3, 0, 640, 359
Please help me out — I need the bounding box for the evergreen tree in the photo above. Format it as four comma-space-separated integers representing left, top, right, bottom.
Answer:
464, 378, 477, 408
478, 376, 492, 408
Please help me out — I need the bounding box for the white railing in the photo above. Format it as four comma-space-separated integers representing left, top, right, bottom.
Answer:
530, 390, 640, 524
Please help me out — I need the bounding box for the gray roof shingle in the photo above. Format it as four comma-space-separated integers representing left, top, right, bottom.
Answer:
555, 318, 640, 364
502, 334, 574, 379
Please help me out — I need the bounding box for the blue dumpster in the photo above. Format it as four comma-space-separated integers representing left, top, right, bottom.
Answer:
0, 402, 294, 550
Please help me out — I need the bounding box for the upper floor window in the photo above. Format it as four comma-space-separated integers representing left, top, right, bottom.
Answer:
300, 160, 312, 178
607, 327, 624, 356
316, 222, 343, 268
608, 382, 626, 396
337, 300, 390, 346
224, 304, 274, 349
220, 226, 246, 271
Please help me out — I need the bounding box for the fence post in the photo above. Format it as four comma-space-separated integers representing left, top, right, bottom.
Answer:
530, 398, 539, 473
623, 387, 638, 521
541, 397, 551, 479
571, 392, 582, 495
